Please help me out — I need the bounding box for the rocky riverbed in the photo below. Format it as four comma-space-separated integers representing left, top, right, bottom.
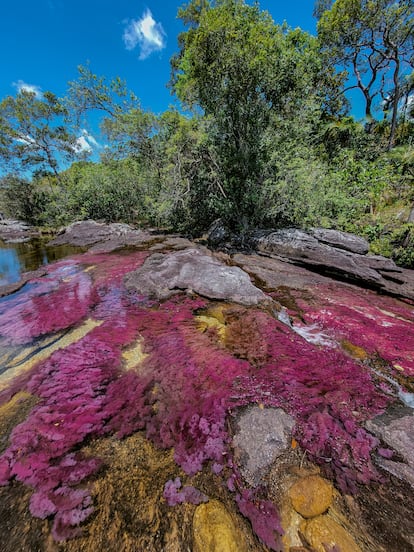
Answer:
0, 221, 413, 551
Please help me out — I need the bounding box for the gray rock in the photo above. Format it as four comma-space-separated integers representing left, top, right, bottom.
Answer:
250, 228, 382, 284
0, 219, 39, 243
205, 219, 233, 248
49, 220, 152, 251
248, 228, 414, 301
232, 406, 295, 486
366, 406, 414, 488
310, 228, 369, 255
124, 248, 266, 305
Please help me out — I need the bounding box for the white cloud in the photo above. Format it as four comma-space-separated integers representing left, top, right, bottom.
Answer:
15, 134, 36, 145
123, 9, 166, 60
13, 80, 43, 98
75, 130, 101, 153
75, 136, 92, 153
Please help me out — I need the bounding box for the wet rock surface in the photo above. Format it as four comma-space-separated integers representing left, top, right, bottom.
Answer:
124, 247, 267, 305
301, 515, 362, 552
193, 499, 247, 552
288, 475, 333, 518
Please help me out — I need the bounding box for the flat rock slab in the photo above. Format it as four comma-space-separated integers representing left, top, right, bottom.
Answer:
310, 228, 369, 255
232, 406, 295, 486
248, 228, 414, 301
124, 248, 266, 305
49, 220, 153, 251
366, 405, 414, 488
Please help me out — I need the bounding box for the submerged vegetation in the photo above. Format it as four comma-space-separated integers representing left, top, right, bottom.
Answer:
0, 0, 413, 264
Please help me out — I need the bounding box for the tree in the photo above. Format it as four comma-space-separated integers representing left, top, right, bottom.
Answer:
171, 0, 331, 229
317, 0, 414, 149
66, 64, 140, 124
0, 90, 78, 179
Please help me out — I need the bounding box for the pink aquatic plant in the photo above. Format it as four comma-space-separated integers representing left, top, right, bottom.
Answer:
236, 490, 283, 551
0, 269, 93, 345
224, 309, 390, 492
163, 477, 208, 506
0, 247, 401, 545
291, 283, 414, 376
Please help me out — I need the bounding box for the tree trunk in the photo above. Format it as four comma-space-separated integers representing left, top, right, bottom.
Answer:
387, 54, 401, 151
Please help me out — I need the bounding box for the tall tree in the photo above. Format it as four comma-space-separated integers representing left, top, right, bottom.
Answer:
171, 0, 330, 229
317, 0, 414, 148
0, 90, 78, 179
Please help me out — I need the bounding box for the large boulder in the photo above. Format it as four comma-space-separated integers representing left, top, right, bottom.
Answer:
124, 248, 266, 305
248, 228, 414, 300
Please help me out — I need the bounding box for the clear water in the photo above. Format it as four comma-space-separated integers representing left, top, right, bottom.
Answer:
0, 239, 83, 286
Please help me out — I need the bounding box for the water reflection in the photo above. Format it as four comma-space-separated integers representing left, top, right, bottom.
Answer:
0, 239, 84, 286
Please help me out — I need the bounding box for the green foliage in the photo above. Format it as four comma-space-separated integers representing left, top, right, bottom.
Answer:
63, 160, 146, 223
391, 224, 414, 268
0, 174, 69, 225
0, 90, 79, 178
171, 0, 342, 230
317, 0, 414, 148
66, 64, 139, 125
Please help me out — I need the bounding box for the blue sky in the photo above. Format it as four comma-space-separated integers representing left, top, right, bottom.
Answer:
1, 0, 317, 116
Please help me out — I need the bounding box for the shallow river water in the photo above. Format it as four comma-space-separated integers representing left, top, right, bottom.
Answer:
0, 239, 83, 286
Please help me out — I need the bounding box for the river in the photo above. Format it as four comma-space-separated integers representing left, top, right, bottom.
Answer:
0, 239, 83, 286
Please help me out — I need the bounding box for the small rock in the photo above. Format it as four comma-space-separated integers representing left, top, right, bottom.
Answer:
232, 406, 295, 486
288, 475, 333, 518
279, 500, 304, 550
193, 500, 247, 552
301, 515, 362, 552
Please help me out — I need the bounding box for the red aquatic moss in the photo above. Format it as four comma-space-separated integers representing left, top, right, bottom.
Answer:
224, 309, 390, 492
236, 490, 283, 551
0, 248, 402, 546
0, 251, 150, 540
291, 283, 414, 376
0, 269, 93, 345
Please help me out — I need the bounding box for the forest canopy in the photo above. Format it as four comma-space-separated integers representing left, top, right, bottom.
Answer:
1, 0, 413, 265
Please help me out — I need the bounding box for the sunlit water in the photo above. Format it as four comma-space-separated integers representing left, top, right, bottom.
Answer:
0, 239, 83, 286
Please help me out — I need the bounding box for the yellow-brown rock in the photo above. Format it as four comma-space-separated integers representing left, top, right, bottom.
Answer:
288, 475, 333, 518
194, 315, 226, 341
193, 500, 247, 552
301, 515, 362, 552
341, 339, 368, 360
280, 500, 305, 550
122, 336, 148, 370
